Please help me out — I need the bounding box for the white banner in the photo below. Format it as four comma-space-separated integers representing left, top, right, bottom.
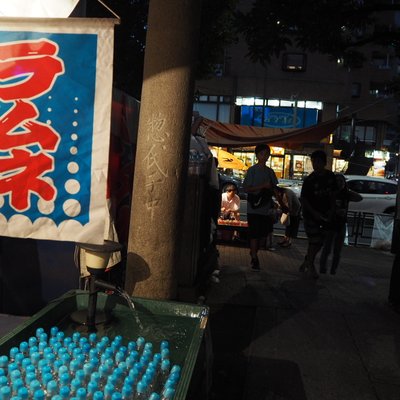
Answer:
0, 17, 117, 244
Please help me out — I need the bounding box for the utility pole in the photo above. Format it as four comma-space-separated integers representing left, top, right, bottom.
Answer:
124, 1, 202, 299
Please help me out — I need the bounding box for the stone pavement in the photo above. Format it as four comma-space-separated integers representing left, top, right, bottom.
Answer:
205, 237, 400, 400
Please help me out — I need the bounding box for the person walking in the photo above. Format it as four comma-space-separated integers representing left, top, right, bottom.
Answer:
300, 150, 337, 279
243, 144, 280, 271
275, 186, 301, 248
319, 174, 362, 274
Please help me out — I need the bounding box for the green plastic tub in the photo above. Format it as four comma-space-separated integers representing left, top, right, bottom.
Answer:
0, 289, 209, 399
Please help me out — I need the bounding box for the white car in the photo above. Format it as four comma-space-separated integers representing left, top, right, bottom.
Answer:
345, 175, 397, 215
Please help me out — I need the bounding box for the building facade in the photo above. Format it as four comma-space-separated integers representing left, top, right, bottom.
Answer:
194, 1, 400, 179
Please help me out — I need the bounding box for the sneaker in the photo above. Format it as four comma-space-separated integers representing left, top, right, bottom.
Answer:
267, 247, 276, 252
251, 257, 260, 271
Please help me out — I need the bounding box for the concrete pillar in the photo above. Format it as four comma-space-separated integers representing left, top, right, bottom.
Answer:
124, 0, 201, 299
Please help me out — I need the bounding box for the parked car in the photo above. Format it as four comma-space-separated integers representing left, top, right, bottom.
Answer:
345, 175, 397, 215
218, 172, 247, 199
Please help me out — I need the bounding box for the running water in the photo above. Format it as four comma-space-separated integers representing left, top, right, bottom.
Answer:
118, 289, 144, 330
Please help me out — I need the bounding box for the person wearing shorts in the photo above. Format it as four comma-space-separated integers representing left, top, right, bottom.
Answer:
300, 150, 337, 278
243, 144, 280, 271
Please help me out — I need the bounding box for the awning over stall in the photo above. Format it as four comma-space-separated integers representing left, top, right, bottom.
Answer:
196, 116, 349, 149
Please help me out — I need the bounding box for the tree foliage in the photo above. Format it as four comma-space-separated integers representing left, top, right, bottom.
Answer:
236, 0, 400, 67
86, 0, 237, 98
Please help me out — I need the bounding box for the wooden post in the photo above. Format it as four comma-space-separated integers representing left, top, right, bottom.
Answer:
124, 0, 202, 299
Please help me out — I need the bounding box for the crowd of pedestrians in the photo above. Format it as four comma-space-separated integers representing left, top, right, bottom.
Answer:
216, 147, 362, 278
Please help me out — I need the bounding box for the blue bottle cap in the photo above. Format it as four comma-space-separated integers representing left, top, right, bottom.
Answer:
115, 351, 125, 363
104, 383, 114, 396
59, 372, 70, 386
88, 333, 97, 344
168, 371, 181, 382
76, 369, 85, 383
29, 379, 41, 393
127, 341, 136, 352
25, 364, 35, 375
123, 375, 134, 387
10, 369, 21, 381
28, 336, 38, 347
87, 380, 98, 394
69, 359, 80, 372
38, 342, 47, 353
9, 347, 19, 360
15, 353, 24, 365
56, 331, 65, 342
149, 393, 161, 400
107, 374, 117, 387
58, 365, 68, 377
37, 359, 47, 370
0, 385, 11, 398
8, 362, 18, 373
21, 357, 31, 370
121, 385, 133, 397
161, 348, 170, 359
35, 328, 44, 338
76, 387, 86, 399
161, 359, 170, 373
93, 391, 104, 400
136, 336, 145, 350
89, 357, 100, 369
29, 346, 38, 357
98, 364, 108, 377
136, 380, 147, 394
46, 380, 58, 395
160, 340, 169, 350
0, 355, 8, 368
0, 375, 8, 387
144, 342, 153, 352
162, 388, 175, 399
39, 333, 48, 343
82, 343, 91, 355
59, 385, 70, 398
12, 378, 24, 392
111, 393, 122, 400
153, 353, 161, 365
170, 365, 181, 375
143, 348, 152, 358
117, 361, 127, 372
78, 337, 88, 348
50, 327, 59, 337
70, 377, 81, 392
63, 337, 72, 347
72, 332, 80, 343
53, 359, 63, 371
17, 387, 28, 399
90, 371, 100, 383
33, 389, 45, 400
100, 336, 110, 345
43, 372, 53, 386
45, 353, 56, 365
76, 354, 86, 366
25, 371, 36, 384
51, 396, 62, 400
